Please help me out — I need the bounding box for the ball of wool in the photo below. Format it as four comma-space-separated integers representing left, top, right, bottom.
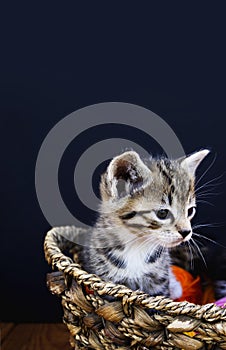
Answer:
171, 265, 203, 304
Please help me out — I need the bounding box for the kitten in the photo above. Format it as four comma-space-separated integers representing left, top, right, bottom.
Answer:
81, 149, 209, 299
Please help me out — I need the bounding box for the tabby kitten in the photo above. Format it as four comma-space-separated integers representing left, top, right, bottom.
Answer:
81, 149, 209, 299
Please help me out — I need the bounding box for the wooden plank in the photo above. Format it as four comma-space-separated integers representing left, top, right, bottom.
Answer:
2, 323, 71, 350
0, 323, 15, 342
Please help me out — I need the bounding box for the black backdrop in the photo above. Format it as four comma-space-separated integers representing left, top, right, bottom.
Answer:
1, 3, 226, 322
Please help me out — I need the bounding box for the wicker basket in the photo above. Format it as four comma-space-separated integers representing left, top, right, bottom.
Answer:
44, 226, 226, 350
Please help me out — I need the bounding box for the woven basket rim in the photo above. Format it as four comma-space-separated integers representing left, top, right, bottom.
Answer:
44, 225, 226, 322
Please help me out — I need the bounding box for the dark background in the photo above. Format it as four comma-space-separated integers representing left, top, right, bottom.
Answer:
1, 3, 226, 322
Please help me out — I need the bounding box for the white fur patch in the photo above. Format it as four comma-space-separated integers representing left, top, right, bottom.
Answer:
169, 268, 182, 300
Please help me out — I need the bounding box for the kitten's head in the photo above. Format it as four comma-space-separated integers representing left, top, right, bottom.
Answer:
100, 150, 209, 247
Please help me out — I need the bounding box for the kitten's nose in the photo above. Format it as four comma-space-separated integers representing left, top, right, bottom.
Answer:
178, 229, 191, 239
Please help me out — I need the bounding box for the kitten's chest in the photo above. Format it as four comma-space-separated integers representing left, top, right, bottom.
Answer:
122, 240, 166, 278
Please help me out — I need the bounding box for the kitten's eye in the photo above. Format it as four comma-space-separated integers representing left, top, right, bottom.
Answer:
120, 211, 137, 220
188, 206, 196, 218
156, 209, 169, 220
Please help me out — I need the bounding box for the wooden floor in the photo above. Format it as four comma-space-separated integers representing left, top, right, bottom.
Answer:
1, 323, 71, 350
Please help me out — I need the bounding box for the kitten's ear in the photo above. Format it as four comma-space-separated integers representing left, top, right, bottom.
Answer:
181, 149, 210, 176
100, 151, 151, 200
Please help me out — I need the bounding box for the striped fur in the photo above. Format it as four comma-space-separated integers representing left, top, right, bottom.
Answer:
81, 150, 209, 298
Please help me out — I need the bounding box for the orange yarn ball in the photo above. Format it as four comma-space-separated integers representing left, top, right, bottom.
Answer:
171, 265, 203, 304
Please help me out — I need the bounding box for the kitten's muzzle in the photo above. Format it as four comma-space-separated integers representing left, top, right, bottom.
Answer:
178, 229, 191, 239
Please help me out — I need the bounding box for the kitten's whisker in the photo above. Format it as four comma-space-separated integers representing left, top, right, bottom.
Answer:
192, 232, 226, 248
186, 241, 194, 270
195, 153, 217, 187
192, 223, 222, 229
195, 173, 224, 193
146, 245, 161, 262
191, 237, 205, 247
198, 181, 224, 188
124, 233, 148, 245
189, 240, 197, 259
160, 241, 167, 254
191, 238, 207, 268
126, 234, 158, 254
142, 236, 163, 258
196, 191, 219, 197
196, 181, 224, 192
196, 199, 214, 206
139, 237, 160, 255
155, 245, 163, 260
196, 191, 223, 198
196, 183, 224, 196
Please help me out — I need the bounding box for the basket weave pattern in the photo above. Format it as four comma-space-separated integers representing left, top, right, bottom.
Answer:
44, 226, 226, 350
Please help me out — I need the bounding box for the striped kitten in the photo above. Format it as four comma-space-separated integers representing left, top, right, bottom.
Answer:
81, 150, 209, 299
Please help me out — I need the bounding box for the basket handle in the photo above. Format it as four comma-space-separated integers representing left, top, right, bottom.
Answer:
44, 225, 87, 268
